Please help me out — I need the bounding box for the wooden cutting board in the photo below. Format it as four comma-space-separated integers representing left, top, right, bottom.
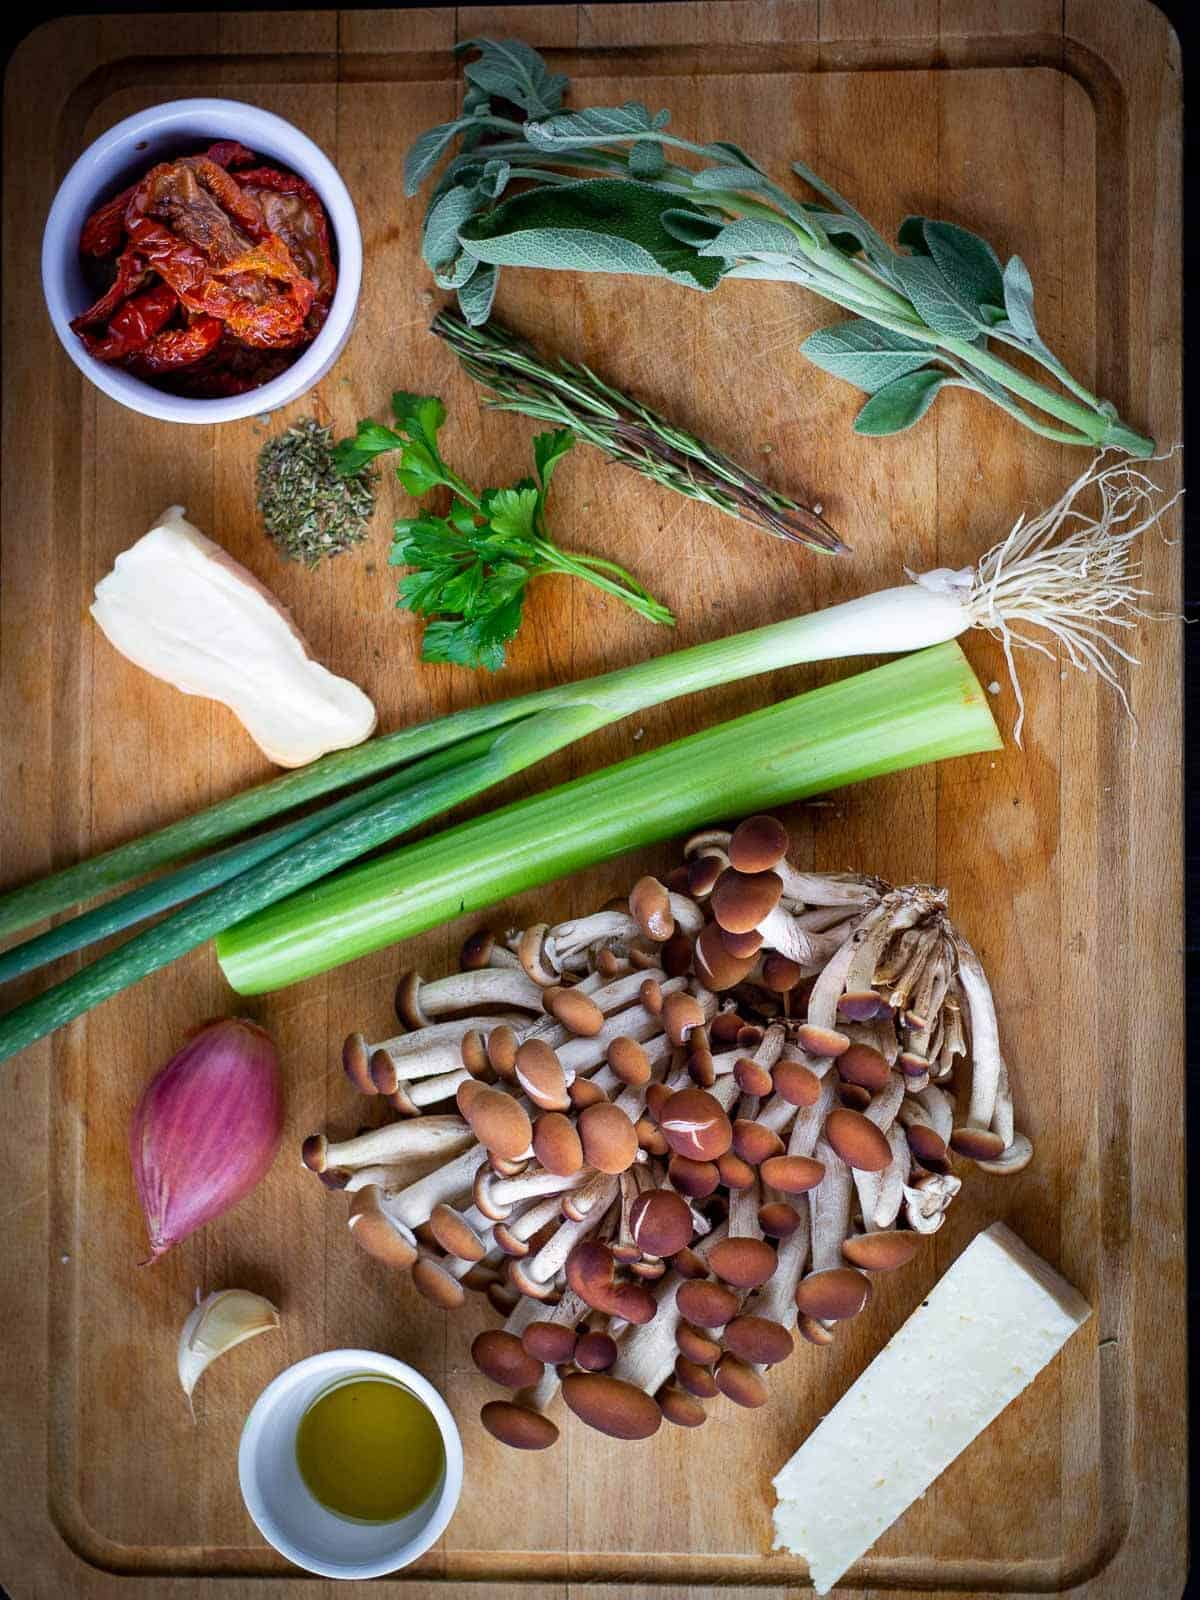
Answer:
0, 2, 1184, 1595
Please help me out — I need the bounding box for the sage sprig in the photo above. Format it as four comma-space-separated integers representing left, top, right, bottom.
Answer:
406, 38, 1153, 457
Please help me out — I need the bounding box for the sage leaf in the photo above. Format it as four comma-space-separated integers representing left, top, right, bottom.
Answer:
897, 214, 929, 253
423, 185, 482, 269
921, 220, 1005, 312
853, 370, 945, 435
1001, 255, 1040, 343
693, 164, 767, 191
460, 180, 727, 290
405, 119, 471, 197
456, 37, 567, 118
526, 102, 660, 148
790, 157, 893, 262
697, 218, 797, 258
479, 159, 513, 200
802, 318, 934, 394
434, 252, 480, 290
705, 139, 765, 175
661, 208, 725, 247
892, 255, 983, 338
629, 140, 666, 180
457, 262, 498, 325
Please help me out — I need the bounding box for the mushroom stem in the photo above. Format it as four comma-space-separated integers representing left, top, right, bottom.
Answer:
383, 1144, 489, 1230
950, 932, 1005, 1136
397, 967, 546, 1028
809, 1138, 853, 1271
302, 1115, 472, 1174
526, 1181, 618, 1284
872, 1123, 911, 1228
614, 1224, 728, 1395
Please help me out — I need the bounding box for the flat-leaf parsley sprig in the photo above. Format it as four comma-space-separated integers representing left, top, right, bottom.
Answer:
334, 392, 674, 670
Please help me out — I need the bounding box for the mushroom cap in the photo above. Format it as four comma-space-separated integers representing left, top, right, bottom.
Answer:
838, 1082, 873, 1111
707, 1236, 778, 1290
899, 1050, 931, 1079
714, 1353, 768, 1408
676, 1323, 722, 1364
635, 1116, 669, 1156
485, 1281, 519, 1317
674, 1353, 719, 1398
607, 1036, 651, 1087
471, 1329, 543, 1389
662, 990, 706, 1047
517, 923, 559, 986
759, 1154, 826, 1194
301, 1133, 329, 1173
949, 1125, 1009, 1161
467, 1086, 534, 1161
694, 923, 757, 991
795, 1022, 850, 1058
595, 946, 627, 979
675, 1278, 740, 1327
686, 852, 726, 899
412, 1255, 466, 1309
659, 1087, 733, 1161
825, 1107, 892, 1172
667, 1154, 721, 1199
733, 1056, 775, 1097
638, 977, 664, 1016
628, 942, 659, 971
837, 989, 882, 1022
562, 1373, 662, 1440
687, 1045, 716, 1089
794, 1266, 872, 1321
732, 1118, 785, 1165
480, 1400, 559, 1450
486, 1024, 519, 1080
472, 1166, 513, 1223
842, 1231, 922, 1271
568, 1078, 608, 1111
608, 1280, 658, 1324
973, 1130, 1034, 1175
394, 971, 429, 1031
758, 1200, 803, 1238
459, 927, 497, 971
492, 1221, 531, 1257
661, 932, 694, 978
772, 1058, 822, 1107
429, 1201, 486, 1262
723, 1314, 794, 1366
716, 1150, 756, 1190
578, 1101, 639, 1174
532, 1111, 584, 1176
710, 1010, 745, 1047
657, 1384, 707, 1428
456, 1077, 487, 1119
460, 1028, 491, 1079
574, 1331, 618, 1372
762, 953, 805, 994
629, 1188, 694, 1256
565, 1239, 619, 1312
837, 1042, 891, 1092
643, 1082, 671, 1123
711, 867, 783, 934
369, 1048, 399, 1095
904, 1123, 948, 1165
720, 926, 764, 959
342, 1033, 376, 1095
522, 1320, 578, 1364
347, 1187, 418, 1270
728, 814, 790, 874
514, 1038, 570, 1111
544, 986, 605, 1038
507, 1256, 557, 1301
629, 876, 675, 942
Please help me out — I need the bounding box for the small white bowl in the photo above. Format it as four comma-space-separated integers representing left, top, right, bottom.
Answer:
238, 1350, 463, 1579
41, 98, 362, 425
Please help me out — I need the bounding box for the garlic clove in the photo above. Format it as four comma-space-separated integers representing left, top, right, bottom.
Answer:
178, 1289, 280, 1414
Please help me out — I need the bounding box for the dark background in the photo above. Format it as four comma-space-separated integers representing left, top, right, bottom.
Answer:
0, 1, 1194, 1595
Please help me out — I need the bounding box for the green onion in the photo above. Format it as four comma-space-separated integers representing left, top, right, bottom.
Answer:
216, 642, 999, 994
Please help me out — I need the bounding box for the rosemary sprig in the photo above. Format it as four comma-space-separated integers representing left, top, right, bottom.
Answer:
432, 310, 847, 556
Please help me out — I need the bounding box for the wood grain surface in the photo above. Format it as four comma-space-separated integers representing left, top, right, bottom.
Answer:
0, 2, 1184, 1596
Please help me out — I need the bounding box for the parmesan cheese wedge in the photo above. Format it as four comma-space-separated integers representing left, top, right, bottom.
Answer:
91, 507, 377, 768
771, 1221, 1091, 1594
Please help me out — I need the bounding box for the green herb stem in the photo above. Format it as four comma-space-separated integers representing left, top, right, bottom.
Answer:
216, 642, 999, 993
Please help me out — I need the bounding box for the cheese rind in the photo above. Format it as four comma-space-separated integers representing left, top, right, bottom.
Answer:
91, 507, 377, 767
771, 1221, 1091, 1594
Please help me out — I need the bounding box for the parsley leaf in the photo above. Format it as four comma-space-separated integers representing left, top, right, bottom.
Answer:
337, 393, 674, 672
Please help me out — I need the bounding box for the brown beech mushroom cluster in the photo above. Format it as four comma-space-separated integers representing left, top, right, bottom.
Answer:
304, 818, 1030, 1449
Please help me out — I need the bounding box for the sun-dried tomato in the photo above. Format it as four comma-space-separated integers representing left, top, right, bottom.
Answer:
78, 142, 261, 260
76, 282, 179, 362
71, 246, 148, 331
125, 316, 223, 374
127, 219, 316, 349
232, 167, 336, 303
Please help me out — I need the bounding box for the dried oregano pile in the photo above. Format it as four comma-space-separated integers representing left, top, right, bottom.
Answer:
256, 417, 377, 566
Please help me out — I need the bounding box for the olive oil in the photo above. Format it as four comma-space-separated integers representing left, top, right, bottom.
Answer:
295, 1376, 444, 1523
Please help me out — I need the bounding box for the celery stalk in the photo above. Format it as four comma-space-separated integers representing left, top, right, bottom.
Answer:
217, 643, 998, 994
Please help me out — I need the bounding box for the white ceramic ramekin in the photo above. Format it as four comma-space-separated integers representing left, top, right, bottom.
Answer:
41, 98, 362, 425
238, 1349, 463, 1580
